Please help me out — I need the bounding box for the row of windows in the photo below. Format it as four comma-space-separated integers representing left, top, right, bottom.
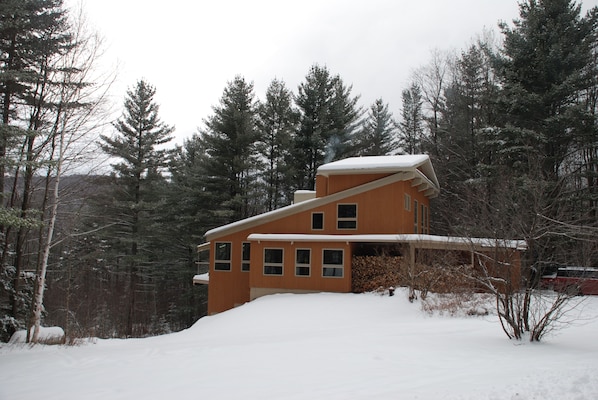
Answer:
313, 197, 429, 233
405, 194, 429, 234
214, 242, 344, 278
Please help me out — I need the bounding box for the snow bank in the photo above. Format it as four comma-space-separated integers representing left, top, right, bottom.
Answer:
9, 326, 65, 345
1, 291, 597, 400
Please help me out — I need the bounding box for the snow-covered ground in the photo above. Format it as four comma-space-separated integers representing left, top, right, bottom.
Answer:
1, 290, 597, 400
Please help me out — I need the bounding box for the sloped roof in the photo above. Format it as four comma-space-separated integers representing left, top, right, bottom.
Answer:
205, 155, 441, 241
206, 171, 415, 241
317, 154, 440, 189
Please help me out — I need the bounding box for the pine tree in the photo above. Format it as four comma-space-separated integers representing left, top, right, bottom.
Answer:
0, 0, 73, 340
293, 64, 361, 190
199, 75, 261, 222
100, 79, 174, 337
398, 83, 424, 155
257, 78, 298, 210
496, 0, 597, 181
354, 98, 397, 156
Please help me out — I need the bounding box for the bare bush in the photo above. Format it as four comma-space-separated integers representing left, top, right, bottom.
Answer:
421, 292, 492, 317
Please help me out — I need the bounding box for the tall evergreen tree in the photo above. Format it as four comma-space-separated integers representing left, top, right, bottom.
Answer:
496, 0, 597, 182
199, 75, 261, 222
100, 79, 174, 337
257, 78, 298, 210
0, 0, 71, 198
354, 98, 397, 156
398, 83, 424, 155
0, 0, 73, 341
293, 64, 361, 190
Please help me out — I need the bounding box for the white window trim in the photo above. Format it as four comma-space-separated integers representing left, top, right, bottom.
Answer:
322, 248, 344, 278
295, 248, 311, 277
263, 248, 284, 276
337, 203, 357, 230
311, 212, 324, 231
241, 242, 250, 272
214, 241, 232, 272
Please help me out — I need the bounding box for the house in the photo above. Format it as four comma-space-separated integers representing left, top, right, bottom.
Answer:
194, 155, 526, 315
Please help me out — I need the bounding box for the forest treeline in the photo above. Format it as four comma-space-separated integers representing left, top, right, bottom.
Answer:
1, 0, 597, 341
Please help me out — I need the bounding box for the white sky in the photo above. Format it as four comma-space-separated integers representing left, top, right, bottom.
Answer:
69, 0, 598, 145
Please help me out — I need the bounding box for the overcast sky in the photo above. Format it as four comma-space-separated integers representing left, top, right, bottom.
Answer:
69, 0, 597, 145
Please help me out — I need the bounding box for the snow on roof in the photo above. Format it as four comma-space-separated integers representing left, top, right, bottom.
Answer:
247, 233, 527, 250
205, 156, 440, 241
316, 154, 439, 188
317, 154, 428, 173
193, 273, 209, 285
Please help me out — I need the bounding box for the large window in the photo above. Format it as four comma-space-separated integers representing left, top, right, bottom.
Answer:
241, 242, 250, 272
295, 249, 311, 276
214, 242, 232, 271
337, 204, 357, 230
264, 248, 284, 275
312, 212, 324, 230
413, 199, 419, 234
322, 249, 344, 277
421, 204, 427, 234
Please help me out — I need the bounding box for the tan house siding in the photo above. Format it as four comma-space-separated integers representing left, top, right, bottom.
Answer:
206, 177, 433, 314
201, 155, 449, 314
323, 173, 393, 196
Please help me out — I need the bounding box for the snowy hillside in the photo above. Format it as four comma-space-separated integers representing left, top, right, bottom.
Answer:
1, 291, 597, 400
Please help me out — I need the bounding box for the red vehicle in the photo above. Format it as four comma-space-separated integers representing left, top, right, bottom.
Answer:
540, 266, 598, 295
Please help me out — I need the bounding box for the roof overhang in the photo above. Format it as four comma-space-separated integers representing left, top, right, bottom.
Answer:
197, 242, 210, 252
193, 273, 209, 285
316, 154, 440, 190
247, 233, 527, 251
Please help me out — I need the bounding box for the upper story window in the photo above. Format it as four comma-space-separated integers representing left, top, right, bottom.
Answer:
404, 193, 411, 211
264, 248, 284, 276
322, 249, 344, 277
337, 204, 357, 230
295, 248, 311, 276
214, 242, 232, 271
241, 242, 250, 272
312, 212, 324, 230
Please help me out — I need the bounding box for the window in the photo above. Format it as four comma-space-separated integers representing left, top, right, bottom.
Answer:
421, 204, 425, 234
426, 206, 430, 234
241, 242, 250, 272
322, 249, 344, 277
264, 248, 283, 275
337, 204, 357, 230
413, 200, 419, 233
295, 249, 311, 276
312, 212, 324, 230
214, 242, 231, 271
404, 193, 411, 211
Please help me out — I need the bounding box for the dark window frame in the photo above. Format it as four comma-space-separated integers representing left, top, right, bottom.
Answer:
337, 204, 357, 230
312, 212, 324, 230
295, 248, 311, 277
241, 242, 251, 272
322, 248, 344, 278
264, 248, 284, 276
214, 242, 232, 271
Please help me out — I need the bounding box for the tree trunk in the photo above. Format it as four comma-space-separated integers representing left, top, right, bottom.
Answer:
31, 128, 64, 343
